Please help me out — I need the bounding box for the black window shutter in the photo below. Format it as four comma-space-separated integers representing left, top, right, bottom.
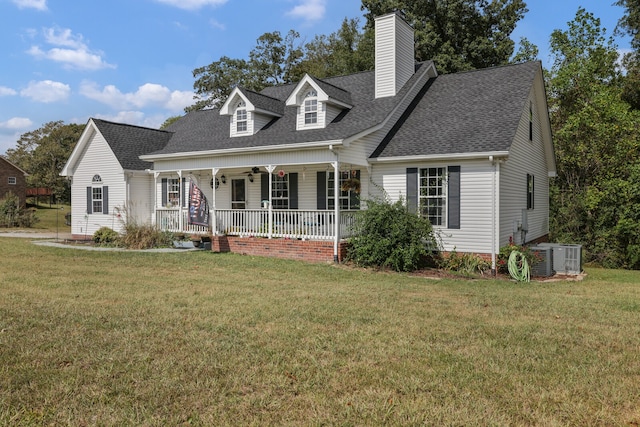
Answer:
317, 171, 327, 210
86, 186, 92, 214
161, 178, 168, 206
448, 166, 460, 229
181, 177, 186, 207
289, 173, 298, 209
350, 170, 360, 209
406, 168, 418, 214
261, 174, 269, 202
103, 186, 109, 214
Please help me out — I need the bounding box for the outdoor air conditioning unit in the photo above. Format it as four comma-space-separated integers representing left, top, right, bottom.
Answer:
553, 244, 583, 275
530, 245, 553, 277
536, 243, 583, 275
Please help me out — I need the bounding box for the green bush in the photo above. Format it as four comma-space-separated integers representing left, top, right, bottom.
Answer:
0, 192, 39, 228
439, 248, 491, 276
346, 198, 439, 272
93, 227, 120, 246
497, 241, 538, 274
120, 222, 173, 249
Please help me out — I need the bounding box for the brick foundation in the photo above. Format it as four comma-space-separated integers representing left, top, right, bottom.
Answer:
212, 235, 348, 263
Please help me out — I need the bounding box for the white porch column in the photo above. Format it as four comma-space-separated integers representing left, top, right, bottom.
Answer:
178, 170, 183, 232
153, 172, 159, 227
332, 160, 340, 262
212, 168, 218, 235
266, 165, 276, 239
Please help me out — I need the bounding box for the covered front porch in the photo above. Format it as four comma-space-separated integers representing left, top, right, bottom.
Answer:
156, 207, 358, 240
150, 158, 366, 260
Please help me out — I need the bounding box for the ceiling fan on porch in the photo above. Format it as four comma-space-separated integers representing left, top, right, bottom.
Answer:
239, 167, 262, 183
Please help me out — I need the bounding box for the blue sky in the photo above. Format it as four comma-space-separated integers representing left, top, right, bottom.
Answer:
0, 0, 631, 154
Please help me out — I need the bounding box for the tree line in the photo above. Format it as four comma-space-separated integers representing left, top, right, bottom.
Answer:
4, 0, 640, 268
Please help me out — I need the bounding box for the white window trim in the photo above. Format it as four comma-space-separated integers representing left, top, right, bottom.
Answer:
166, 178, 181, 207
419, 167, 447, 227
327, 170, 360, 211
272, 174, 289, 209
8, 176, 16, 185
92, 186, 103, 214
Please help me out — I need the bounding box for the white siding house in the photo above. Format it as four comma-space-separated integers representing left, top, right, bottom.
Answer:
61, 12, 555, 267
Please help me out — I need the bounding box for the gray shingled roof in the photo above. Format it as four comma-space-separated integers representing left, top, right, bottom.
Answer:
150, 62, 431, 155
92, 119, 173, 170
308, 75, 353, 106
371, 61, 541, 158
239, 87, 285, 116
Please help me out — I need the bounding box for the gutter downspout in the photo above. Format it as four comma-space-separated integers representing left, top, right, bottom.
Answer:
330, 145, 340, 263
490, 156, 501, 274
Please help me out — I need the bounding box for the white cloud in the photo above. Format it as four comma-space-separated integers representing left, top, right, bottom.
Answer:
80, 81, 194, 112
0, 86, 18, 96
153, 0, 227, 11
286, 0, 326, 22
12, 0, 47, 11
0, 117, 33, 130
209, 19, 226, 30
27, 27, 115, 71
20, 80, 71, 103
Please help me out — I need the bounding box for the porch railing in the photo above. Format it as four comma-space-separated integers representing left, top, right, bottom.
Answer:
156, 208, 359, 240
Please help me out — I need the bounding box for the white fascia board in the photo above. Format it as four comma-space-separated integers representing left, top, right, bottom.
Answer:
140, 139, 344, 161
285, 75, 324, 106
326, 98, 353, 109
219, 88, 254, 116
60, 118, 98, 176
369, 151, 510, 163
343, 61, 438, 145
253, 107, 283, 118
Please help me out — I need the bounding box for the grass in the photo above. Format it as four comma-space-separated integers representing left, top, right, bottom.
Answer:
0, 238, 639, 426
4, 202, 71, 233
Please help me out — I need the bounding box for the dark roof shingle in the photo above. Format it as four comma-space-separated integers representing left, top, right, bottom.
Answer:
372, 61, 541, 158
92, 119, 173, 170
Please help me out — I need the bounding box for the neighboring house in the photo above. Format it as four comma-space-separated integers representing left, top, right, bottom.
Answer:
61, 12, 556, 267
0, 156, 28, 207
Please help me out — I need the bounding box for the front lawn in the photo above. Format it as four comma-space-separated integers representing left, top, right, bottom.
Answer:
0, 238, 638, 425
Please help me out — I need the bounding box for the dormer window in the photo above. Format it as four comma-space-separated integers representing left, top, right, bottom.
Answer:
304, 90, 318, 125
236, 101, 247, 133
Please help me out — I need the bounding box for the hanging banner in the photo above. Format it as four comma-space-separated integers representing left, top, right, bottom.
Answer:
188, 179, 210, 226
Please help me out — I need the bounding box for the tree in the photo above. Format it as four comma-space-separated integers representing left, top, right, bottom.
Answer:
160, 115, 182, 129
5, 121, 84, 204
548, 8, 640, 268
188, 30, 303, 111
360, 0, 528, 73
615, 0, 640, 109
294, 18, 374, 80
512, 37, 539, 63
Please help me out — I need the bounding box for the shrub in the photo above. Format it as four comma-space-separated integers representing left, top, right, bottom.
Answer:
120, 222, 173, 249
497, 240, 538, 274
439, 248, 491, 276
93, 226, 120, 246
346, 197, 440, 272
0, 192, 39, 228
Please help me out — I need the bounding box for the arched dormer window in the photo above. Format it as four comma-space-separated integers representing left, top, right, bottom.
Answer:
236, 100, 247, 132
304, 90, 318, 125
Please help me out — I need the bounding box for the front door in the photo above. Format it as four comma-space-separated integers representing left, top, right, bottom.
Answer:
231, 178, 246, 209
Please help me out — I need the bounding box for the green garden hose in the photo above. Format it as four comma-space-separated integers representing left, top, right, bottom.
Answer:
508, 250, 530, 282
